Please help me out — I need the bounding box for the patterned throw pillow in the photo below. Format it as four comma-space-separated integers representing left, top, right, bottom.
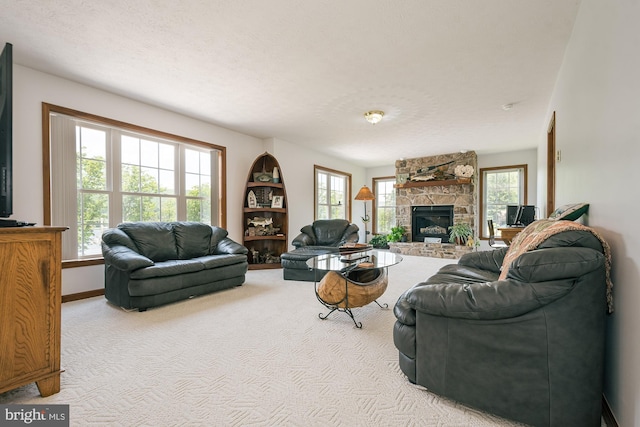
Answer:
548, 203, 589, 221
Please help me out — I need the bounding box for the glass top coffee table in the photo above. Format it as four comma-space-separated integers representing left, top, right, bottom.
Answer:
306, 250, 403, 328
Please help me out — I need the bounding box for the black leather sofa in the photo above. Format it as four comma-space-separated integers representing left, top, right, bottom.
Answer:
281, 219, 359, 281
393, 221, 611, 427
102, 221, 248, 311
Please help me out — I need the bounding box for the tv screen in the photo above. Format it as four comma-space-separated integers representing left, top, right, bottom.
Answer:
0, 42, 12, 218
506, 205, 520, 226
518, 205, 536, 226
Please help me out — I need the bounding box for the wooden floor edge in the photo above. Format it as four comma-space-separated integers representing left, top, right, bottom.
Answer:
62, 289, 104, 303
602, 395, 619, 427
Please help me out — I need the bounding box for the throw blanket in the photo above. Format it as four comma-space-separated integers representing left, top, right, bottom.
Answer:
498, 220, 613, 313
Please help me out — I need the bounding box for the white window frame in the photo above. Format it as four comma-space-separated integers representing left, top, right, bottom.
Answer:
480, 164, 528, 239
314, 165, 351, 221
43, 104, 225, 262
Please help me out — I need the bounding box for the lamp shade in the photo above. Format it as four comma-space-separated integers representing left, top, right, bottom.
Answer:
355, 185, 375, 201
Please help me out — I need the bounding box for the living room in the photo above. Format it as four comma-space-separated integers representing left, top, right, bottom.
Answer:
1, 1, 638, 426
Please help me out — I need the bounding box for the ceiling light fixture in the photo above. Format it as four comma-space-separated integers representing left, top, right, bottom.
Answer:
364, 110, 384, 125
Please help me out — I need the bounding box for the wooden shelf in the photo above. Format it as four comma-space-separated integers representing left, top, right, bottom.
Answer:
244, 235, 286, 241
244, 207, 286, 214
247, 182, 284, 189
394, 178, 472, 188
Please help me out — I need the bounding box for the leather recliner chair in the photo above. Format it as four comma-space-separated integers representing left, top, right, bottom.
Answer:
393, 221, 611, 427
281, 219, 359, 281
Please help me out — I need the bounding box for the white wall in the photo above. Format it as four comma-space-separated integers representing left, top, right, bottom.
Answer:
539, 1, 640, 424
12, 66, 363, 295
268, 137, 367, 246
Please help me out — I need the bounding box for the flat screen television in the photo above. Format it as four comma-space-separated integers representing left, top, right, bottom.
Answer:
507, 204, 536, 226
506, 205, 520, 226
518, 205, 536, 226
0, 42, 12, 219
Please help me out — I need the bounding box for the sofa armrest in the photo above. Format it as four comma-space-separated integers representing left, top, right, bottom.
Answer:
213, 237, 248, 255
458, 247, 507, 273
338, 224, 359, 246
101, 242, 154, 271
292, 232, 315, 248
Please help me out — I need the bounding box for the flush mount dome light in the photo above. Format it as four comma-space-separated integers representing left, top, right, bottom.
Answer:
364, 110, 384, 125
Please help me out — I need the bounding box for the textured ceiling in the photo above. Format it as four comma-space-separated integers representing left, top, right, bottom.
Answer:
0, 0, 581, 167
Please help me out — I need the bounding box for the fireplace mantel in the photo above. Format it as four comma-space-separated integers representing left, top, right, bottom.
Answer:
394, 178, 471, 189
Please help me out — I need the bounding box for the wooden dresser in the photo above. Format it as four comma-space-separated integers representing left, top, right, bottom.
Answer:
0, 226, 66, 397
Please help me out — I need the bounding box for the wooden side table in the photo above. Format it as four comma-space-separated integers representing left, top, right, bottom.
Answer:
498, 226, 525, 245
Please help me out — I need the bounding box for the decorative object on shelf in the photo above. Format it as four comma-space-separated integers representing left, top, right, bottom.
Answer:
247, 190, 257, 208
396, 173, 409, 184
272, 166, 280, 183
354, 185, 375, 242
271, 195, 283, 208
253, 171, 272, 182
410, 160, 454, 181
364, 110, 384, 125
454, 164, 474, 178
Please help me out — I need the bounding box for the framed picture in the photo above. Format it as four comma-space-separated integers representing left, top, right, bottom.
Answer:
271, 195, 283, 208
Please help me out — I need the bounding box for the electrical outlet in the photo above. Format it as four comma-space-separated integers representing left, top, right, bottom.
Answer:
556, 150, 562, 162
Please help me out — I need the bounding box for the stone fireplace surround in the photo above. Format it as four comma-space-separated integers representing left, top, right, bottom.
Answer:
389, 151, 477, 259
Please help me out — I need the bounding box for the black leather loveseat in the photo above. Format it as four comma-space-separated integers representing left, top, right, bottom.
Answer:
393, 220, 612, 427
281, 219, 359, 281
102, 221, 248, 311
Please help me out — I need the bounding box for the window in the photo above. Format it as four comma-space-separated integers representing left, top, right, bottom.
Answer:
372, 177, 396, 234
480, 165, 528, 239
314, 165, 351, 220
44, 104, 224, 261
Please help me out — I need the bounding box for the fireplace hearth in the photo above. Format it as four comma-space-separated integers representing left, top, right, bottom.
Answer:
411, 205, 454, 243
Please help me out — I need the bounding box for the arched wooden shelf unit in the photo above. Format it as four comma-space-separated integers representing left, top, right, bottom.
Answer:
242, 152, 288, 270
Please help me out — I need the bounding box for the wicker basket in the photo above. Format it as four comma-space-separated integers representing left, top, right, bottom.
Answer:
317, 268, 388, 308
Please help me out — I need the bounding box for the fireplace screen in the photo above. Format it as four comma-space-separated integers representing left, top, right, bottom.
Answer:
411, 205, 454, 243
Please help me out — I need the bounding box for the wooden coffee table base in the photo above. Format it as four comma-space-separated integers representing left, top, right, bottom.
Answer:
316, 268, 388, 328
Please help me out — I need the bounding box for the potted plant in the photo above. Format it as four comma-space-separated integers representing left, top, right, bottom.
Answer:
448, 223, 474, 245
387, 225, 407, 243
369, 234, 389, 249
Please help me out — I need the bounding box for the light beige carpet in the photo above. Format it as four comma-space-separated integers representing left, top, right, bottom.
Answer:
0, 255, 527, 426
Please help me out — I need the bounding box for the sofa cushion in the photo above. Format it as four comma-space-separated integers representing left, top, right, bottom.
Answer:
548, 202, 589, 221
119, 222, 178, 262
129, 259, 204, 279
197, 254, 248, 269
174, 222, 212, 259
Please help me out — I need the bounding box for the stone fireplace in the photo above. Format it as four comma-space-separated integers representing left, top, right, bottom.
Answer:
389, 151, 478, 259
411, 205, 454, 242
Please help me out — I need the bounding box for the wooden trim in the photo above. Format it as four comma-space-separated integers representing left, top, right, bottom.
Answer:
546, 111, 556, 217
372, 176, 395, 235
42, 104, 53, 225
602, 396, 619, 427
62, 258, 104, 269
41, 102, 228, 228
478, 164, 528, 240
62, 288, 104, 303
394, 178, 471, 188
